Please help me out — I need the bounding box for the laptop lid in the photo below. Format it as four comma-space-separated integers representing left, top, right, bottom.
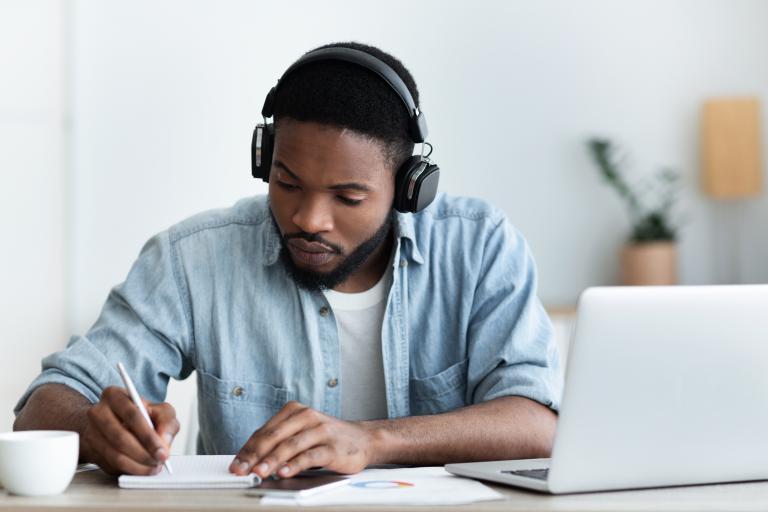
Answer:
548, 285, 768, 494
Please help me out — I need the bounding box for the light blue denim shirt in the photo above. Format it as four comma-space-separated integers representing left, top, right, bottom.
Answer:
16, 193, 562, 455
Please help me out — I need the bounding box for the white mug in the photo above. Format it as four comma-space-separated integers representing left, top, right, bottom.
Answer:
0, 430, 79, 496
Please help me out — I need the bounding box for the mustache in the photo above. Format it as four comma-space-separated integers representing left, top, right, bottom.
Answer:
283, 232, 343, 254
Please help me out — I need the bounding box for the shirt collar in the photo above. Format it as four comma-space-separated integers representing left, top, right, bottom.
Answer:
262, 208, 282, 266
393, 211, 424, 265
261, 209, 424, 267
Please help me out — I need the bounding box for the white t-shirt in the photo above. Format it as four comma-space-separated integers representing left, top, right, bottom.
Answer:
322, 266, 392, 421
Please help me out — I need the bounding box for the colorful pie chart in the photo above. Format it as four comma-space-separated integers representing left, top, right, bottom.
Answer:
351, 480, 415, 489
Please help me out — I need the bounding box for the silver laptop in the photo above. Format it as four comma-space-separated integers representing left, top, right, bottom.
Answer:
446, 285, 768, 494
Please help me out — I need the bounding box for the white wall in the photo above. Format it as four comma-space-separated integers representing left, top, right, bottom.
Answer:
0, 0, 68, 430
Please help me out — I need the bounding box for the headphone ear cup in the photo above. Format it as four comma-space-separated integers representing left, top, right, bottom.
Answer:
411, 162, 440, 212
394, 156, 421, 212
394, 156, 440, 213
251, 123, 275, 182
262, 124, 275, 183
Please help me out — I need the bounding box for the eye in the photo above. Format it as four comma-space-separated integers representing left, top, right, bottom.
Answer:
337, 196, 363, 207
277, 181, 299, 191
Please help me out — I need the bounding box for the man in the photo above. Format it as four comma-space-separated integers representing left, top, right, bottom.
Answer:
14, 42, 562, 479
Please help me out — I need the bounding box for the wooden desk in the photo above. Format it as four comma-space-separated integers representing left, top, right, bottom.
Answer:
2, 468, 768, 511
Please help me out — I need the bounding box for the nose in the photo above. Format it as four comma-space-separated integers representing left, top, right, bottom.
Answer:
292, 194, 334, 234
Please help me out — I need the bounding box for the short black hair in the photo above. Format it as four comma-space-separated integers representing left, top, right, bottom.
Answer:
272, 41, 420, 171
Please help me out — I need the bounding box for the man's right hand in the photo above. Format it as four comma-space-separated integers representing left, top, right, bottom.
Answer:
82, 386, 180, 475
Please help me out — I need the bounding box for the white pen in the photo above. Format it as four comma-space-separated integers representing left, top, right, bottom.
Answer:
116, 362, 174, 475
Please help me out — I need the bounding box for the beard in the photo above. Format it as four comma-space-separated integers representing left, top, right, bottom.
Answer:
274, 211, 394, 292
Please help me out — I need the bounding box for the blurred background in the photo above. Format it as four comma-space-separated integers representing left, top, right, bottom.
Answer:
2, 0, 767, 442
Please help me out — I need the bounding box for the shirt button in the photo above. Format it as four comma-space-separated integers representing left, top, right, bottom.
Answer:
327, 378, 338, 388
232, 386, 244, 397
400, 259, 408, 268
319, 306, 330, 317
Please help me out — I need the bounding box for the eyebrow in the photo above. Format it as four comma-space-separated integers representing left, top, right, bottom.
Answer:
274, 160, 373, 193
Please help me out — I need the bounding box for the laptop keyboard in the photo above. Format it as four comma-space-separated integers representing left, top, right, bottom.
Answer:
501, 468, 549, 480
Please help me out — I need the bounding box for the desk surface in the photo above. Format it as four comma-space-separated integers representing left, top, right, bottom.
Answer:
2, 469, 768, 512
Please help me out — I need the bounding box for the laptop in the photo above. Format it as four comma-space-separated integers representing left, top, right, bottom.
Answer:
446, 285, 768, 494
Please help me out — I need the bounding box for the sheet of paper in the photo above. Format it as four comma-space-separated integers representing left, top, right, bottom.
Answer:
118, 455, 260, 489
260, 466, 504, 506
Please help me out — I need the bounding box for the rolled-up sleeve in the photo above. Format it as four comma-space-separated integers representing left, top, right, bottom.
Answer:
14, 230, 194, 415
466, 217, 563, 411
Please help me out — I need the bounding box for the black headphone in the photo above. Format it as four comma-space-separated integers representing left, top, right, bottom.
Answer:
251, 47, 440, 213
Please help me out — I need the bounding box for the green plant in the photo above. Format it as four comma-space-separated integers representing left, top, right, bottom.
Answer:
587, 138, 681, 243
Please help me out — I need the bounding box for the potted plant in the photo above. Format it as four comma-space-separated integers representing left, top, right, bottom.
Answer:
587, 138, 682, 285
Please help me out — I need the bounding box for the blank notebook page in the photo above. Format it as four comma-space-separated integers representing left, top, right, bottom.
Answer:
118, 455, 261, 489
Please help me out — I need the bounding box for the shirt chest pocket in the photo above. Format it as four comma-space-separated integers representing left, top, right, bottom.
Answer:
409, 358, 468, 415
196, 370, 296, 454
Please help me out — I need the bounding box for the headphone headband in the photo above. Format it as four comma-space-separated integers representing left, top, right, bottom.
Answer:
261, 47, 428, 143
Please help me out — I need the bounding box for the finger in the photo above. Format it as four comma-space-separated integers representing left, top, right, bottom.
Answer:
229, 401, 306, 474
89, 402, 160, 467
246, 409, 328, 478
86, 417, 162, 476
261, 423, 332, 478
104, 387, 167, 462
267, 423, 335, 478
279, 445, 334, 478
148, 402, 180, 450
230, 403, 321, 475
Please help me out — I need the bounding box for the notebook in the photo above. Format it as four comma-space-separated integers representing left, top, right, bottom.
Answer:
118, 455, 261, 489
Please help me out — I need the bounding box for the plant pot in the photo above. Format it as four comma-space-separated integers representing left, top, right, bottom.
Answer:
620, 242, 677, 285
